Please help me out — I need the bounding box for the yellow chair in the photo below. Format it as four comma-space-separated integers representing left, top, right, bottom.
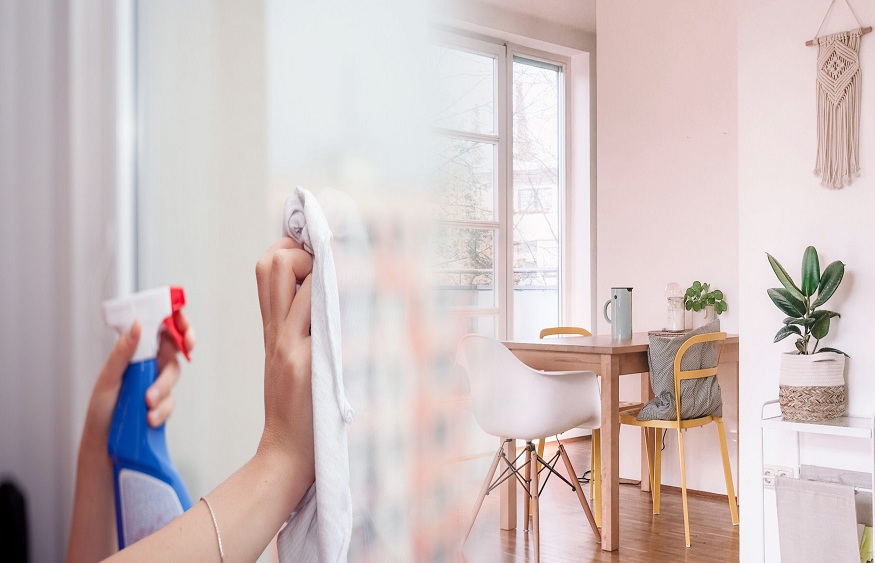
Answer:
620, 332, 739, 548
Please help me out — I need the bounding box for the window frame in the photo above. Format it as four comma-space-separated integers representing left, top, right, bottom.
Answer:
505, 44, 571, 340
432, 32, 573, 340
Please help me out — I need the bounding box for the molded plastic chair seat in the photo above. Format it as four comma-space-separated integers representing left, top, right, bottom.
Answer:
457, 334, 601, 561
457, 335, 601, 441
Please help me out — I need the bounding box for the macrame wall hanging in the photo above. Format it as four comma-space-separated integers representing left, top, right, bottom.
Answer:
806, 0, 871, 189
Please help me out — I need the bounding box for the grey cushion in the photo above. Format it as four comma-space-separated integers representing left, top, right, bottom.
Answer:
636, 320, 722, 421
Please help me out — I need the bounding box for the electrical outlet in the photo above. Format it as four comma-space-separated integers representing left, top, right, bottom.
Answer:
763, 465, 794, 489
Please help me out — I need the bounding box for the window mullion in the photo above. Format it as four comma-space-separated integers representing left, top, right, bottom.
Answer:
497, 43, 511, 341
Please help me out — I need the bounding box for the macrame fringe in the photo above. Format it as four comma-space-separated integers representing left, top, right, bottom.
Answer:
814, 29, 863, 189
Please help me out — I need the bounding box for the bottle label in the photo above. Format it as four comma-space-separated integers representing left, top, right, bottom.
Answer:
119, 468, 184, 545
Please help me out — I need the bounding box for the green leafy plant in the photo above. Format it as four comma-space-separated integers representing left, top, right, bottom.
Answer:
684, 281, 728, 314
767, 246, 846, 356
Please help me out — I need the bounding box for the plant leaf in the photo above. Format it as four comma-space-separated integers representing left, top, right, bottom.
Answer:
767, 253, 805, 302
812, 260, 845, 308
685, 301, 692, 311
713, 290, 723, 300
774, 325, 801, 342
768, 288, 806, 317
801, 246, 820, 297
817, 347, 849, 357
795, 338, 806, 354
811, 313, 830, 340
811, 310, 840, 320
786, 317, 815, 326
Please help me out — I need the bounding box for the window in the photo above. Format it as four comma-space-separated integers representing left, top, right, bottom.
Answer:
432, 35, 569, 340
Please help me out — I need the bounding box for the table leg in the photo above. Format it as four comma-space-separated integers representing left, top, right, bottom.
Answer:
600, 356, 620, 551
500, 438, 517, 530
641, 371, 654, 493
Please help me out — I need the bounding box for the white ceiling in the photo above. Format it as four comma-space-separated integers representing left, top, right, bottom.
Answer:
476, 0, 596, 34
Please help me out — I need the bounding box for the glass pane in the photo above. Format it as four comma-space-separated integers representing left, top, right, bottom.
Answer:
433, 226, 496, 308
512, 58, 561, 341
431, 46, 495, 135
433, 137, 495, 222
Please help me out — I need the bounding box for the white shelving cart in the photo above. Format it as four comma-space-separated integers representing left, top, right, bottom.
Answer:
761, 400, 875, 562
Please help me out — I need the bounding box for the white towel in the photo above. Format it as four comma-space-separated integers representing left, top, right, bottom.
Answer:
277, 186, 354, 563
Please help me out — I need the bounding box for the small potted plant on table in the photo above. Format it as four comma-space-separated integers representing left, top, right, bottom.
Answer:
684, 281, 728, 329
767, 246, 848, 422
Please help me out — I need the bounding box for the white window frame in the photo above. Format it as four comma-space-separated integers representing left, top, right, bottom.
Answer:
433, 32, 573, 340
505, 43, 571, 340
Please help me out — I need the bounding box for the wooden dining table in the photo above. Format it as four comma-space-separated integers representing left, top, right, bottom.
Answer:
502, 332, 739, 552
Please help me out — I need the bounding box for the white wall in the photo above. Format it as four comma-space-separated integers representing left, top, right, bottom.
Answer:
0, 1, 123, 560
738, 1, 875, 560
431, 0, 595, 55
596, 2, 739, 493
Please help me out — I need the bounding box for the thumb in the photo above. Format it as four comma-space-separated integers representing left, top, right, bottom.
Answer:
98, 320, 141, 388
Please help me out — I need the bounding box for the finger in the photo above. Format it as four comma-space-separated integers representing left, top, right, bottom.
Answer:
173, 311, 196, 355
148, 394, 176, 428
98, 320, 141, 388
174, 311, 191, 334
256, 238, 300, 328
270, 249, 299, 328
287, 275, 312, 338
157, 324, 196, 364
157, 333, 178, 370
147, 358, 180, 409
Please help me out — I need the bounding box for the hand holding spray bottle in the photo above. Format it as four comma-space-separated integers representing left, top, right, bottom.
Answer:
102, 286, 192, 548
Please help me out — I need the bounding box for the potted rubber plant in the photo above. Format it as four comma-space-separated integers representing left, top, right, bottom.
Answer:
767, 246, 847, 421
684, 281, 728, 329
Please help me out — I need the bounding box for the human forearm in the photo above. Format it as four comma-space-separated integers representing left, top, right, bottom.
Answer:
66, 432, 117, 563
110, 445, 313, 563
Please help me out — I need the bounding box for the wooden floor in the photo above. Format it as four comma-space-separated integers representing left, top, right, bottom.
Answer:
461, 438, 739, 562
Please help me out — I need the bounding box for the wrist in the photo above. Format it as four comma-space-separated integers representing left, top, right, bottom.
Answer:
254, 436, 314, 492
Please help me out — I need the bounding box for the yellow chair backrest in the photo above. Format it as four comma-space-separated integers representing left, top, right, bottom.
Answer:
672, 332, 727, 419
539, 326, 592, 339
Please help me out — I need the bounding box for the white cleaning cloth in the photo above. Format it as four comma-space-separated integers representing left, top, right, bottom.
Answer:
277, 186, 354, 563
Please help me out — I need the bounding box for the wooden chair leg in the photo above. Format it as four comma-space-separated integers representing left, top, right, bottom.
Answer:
652, 429, 662, 514
677, 428, 691, 548
715, 418, 740, 525
462, 445, 502, 545
530, 448, 540, 563
643, 427, 654, 492
559, 443, 602, 543
524, 443, 532, 532
591, 429, 601, 527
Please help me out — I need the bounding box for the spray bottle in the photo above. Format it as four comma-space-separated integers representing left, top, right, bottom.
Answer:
102, 286, 192, 548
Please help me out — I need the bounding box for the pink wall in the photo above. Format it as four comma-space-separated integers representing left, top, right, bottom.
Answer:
738, 1, 875, 559
596, 1, 739, 493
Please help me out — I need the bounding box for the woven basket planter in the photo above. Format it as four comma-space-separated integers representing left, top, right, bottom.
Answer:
779, 352, 847, 422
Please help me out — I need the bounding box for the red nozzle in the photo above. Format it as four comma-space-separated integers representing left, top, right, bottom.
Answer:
162, 286, 190, 361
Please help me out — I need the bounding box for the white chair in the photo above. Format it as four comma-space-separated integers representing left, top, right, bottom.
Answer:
456, 334, 602, 561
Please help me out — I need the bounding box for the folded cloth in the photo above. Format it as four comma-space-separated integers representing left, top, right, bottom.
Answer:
277, 186, 354, 563
637, 320, 722, 421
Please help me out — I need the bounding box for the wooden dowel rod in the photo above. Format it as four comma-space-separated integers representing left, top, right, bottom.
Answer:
806, 26, 872, 46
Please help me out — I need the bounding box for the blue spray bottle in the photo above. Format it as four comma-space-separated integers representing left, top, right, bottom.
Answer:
102, 286, 192, 548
